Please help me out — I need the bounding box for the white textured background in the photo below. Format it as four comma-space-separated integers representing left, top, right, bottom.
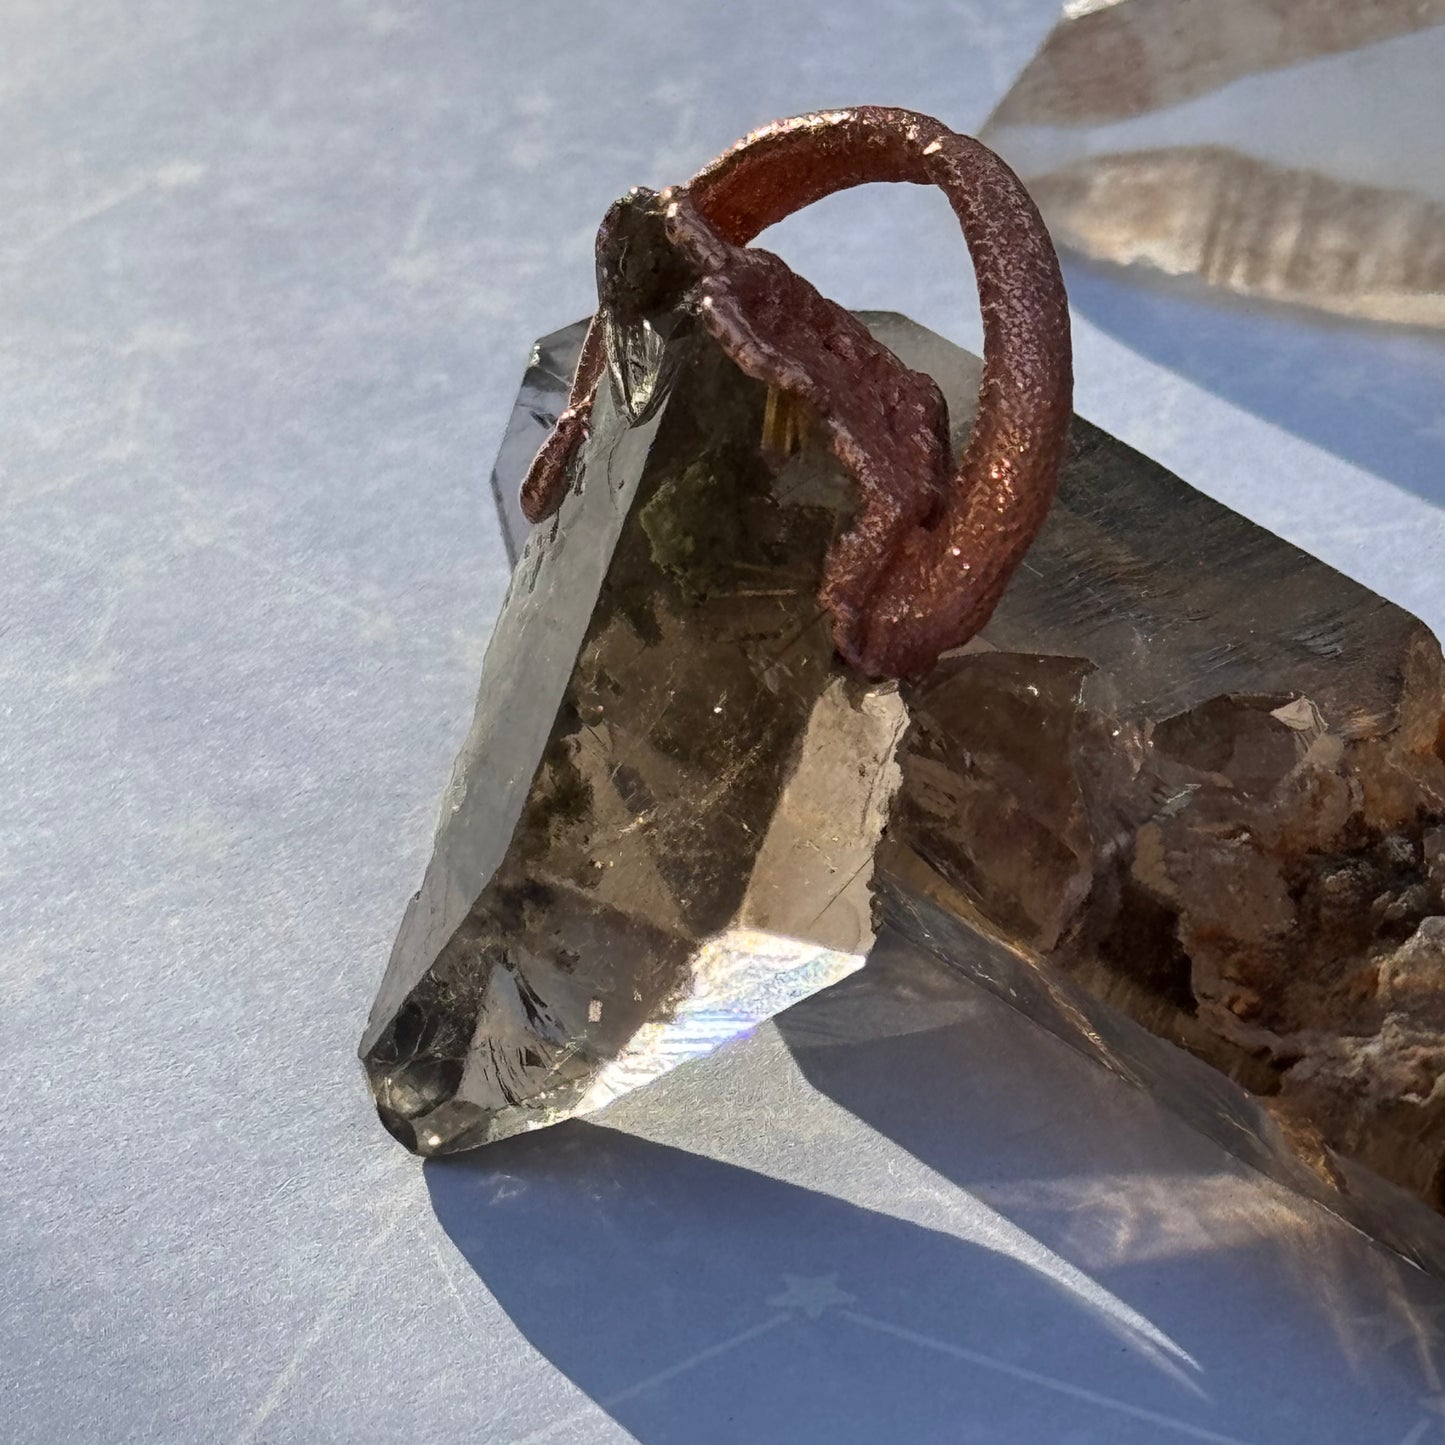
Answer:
4, 2, 1445, 1441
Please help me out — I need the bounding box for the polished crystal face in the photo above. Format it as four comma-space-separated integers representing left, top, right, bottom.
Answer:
364, 311, 1445, 1277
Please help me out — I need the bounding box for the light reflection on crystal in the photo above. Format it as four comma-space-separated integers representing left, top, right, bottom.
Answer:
576, 931, 865, 1116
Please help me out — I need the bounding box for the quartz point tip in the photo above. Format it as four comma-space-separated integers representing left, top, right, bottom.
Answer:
363, 312, 1445, 1283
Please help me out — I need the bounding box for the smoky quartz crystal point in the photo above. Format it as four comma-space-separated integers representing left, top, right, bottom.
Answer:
364, 313, 1445, 1271
362, 321, 908, 1155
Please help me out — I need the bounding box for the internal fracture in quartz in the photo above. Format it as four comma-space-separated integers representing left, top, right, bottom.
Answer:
363, 309, 1445, 1273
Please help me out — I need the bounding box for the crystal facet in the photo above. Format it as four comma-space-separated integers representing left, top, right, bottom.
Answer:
364, 313, 1445, 1274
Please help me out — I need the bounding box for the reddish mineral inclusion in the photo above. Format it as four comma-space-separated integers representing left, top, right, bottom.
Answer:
520, 107, 1073, 681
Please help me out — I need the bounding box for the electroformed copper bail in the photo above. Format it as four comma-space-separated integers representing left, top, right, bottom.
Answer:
520, 106, 1073, 682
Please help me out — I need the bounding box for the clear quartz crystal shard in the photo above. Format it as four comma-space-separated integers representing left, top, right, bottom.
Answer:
980, 0, 1445, 327
366, 311, 1445, 1275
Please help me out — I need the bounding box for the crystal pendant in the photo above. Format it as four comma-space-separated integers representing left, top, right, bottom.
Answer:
364, 311, 1445, 1281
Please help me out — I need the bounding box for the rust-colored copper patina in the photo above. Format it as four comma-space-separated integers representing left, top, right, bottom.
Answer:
520, 106, 1073, 680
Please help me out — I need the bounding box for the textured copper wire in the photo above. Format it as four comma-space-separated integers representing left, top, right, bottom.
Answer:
519, 106, 1072, 680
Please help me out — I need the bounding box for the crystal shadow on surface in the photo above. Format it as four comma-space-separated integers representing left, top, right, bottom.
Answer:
1063, 258, 1445, 515
426, 933, 1445, 1445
